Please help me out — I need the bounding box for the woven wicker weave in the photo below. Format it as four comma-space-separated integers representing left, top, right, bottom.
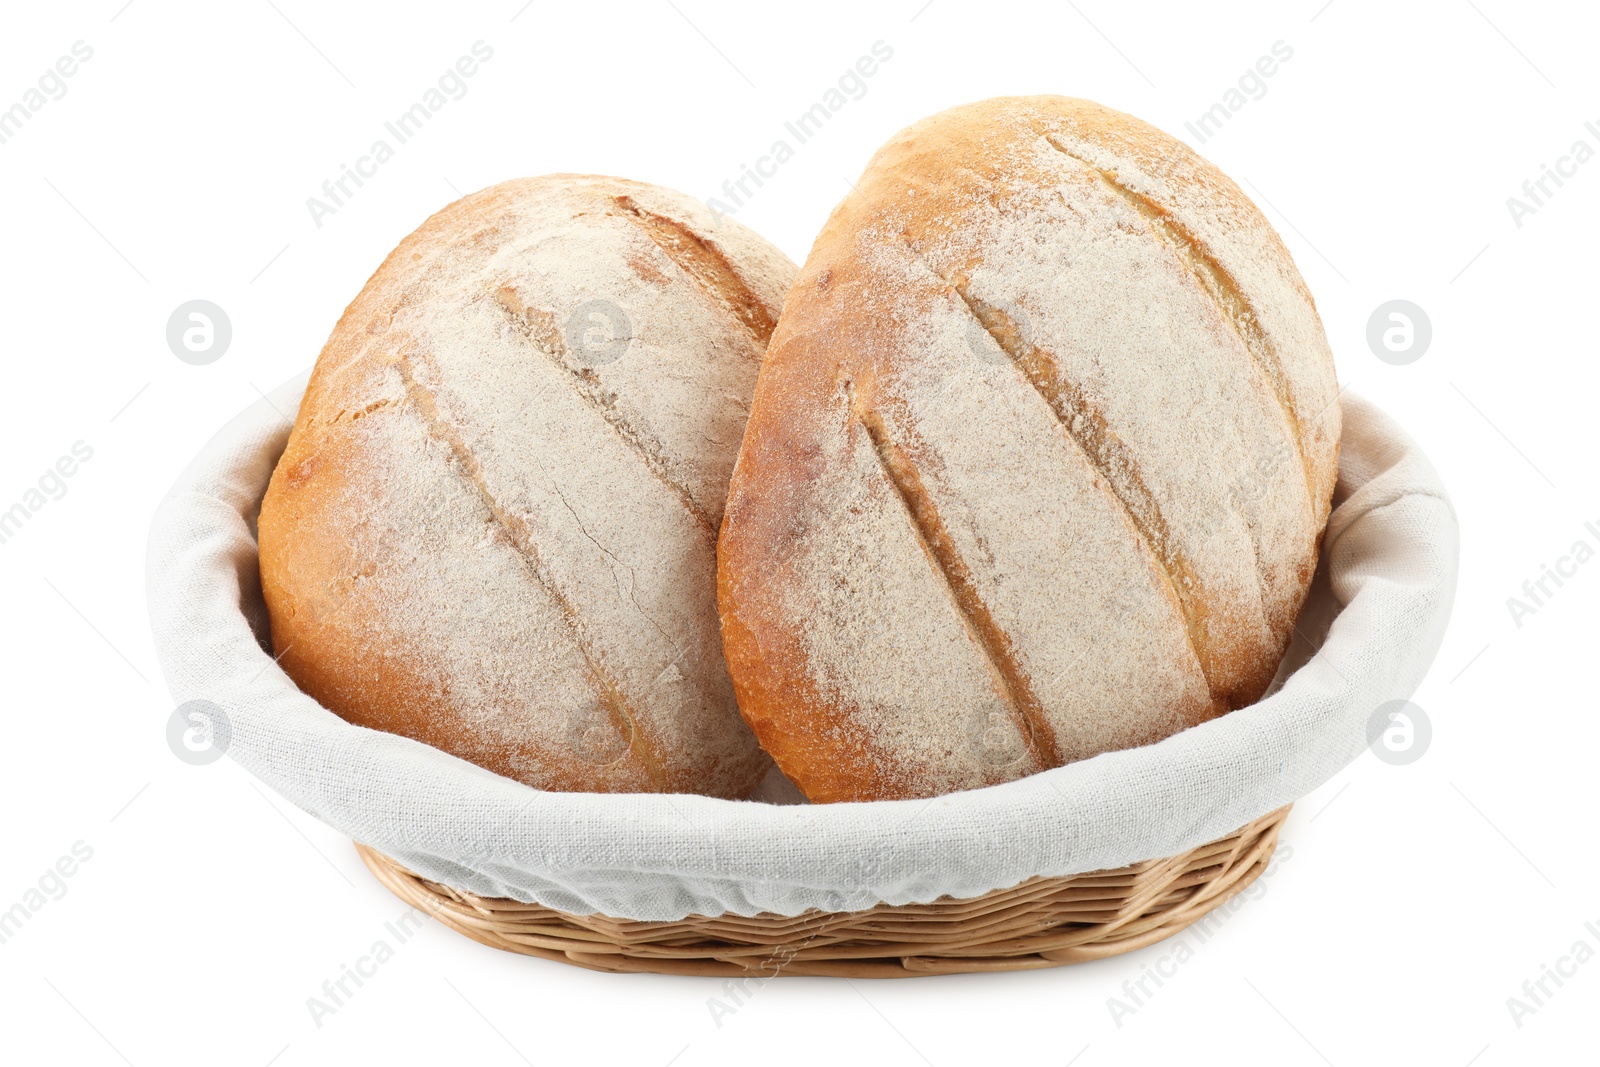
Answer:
355, 804, 1289, 977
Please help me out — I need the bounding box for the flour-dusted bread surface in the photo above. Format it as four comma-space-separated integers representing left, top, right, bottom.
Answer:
717, 97, 1341, 803
260, 175, 794, 797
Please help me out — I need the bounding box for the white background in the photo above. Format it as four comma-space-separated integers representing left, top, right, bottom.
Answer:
1, 1, 1596, 1064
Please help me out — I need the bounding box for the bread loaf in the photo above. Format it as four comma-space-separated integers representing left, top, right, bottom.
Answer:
260, 175, 794, 797
717, 97, 1341, 802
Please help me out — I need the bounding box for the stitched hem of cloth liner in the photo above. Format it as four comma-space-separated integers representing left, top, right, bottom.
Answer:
145, 370, 1458, 922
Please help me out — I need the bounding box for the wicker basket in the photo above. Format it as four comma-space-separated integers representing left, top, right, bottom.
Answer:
150, 381, 1454, 981
355, 804, 1289, 977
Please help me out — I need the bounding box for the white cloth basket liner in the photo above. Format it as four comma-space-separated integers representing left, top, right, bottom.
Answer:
147, 371, 1458, 921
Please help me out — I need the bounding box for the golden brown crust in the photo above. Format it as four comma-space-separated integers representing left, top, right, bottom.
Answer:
261, 175, 794, 798
718, 97, 1341, 802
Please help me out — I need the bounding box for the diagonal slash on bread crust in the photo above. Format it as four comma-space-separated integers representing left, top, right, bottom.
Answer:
395, 348, 666, 787
611, 195, 779, 346
908, 246, 1230, 710
849, 381, 1062, 769
490, 285, 720, 541
1043, 135, 1317, 527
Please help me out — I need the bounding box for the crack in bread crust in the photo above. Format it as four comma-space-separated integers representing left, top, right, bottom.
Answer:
394, 349, 666, 787
1043, 136, 1316, 526
850, 384, 1062, 769
490, 285, 719, 540
610, 195, 779, 346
